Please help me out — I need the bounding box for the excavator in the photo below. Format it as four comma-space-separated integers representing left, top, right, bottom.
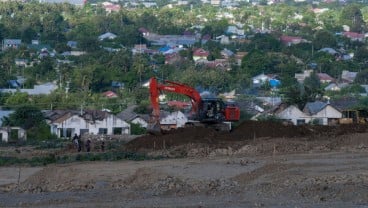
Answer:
147, 77, 240, 134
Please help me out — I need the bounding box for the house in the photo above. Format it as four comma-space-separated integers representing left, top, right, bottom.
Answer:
274, 104, 311, 125
280, 35, 304, 46
98, 32, 117, 41
160, 111, 188, 130
330, 97, 364, 123
303, 101, 341, 125
165, 53, 183, 65
45, 110, 130, 138
102, 90, 118, 98
226, 26, 245, 36
221, 48, 234, 59
343, 32, 365, 42
0, 82, 58, 95
341, 70, 357, 83
317, 73, 335, 83
117, 105, 148, 128
319, 47, 338, 55
102, 2, 121, 13
39, 0, 85, 6
266, 101, 342, 125
2, 39, 22, 50
324, 82, 348, 91
295, 70, 312, 83
252, 73, 278, 87
67, 41, 78, 49
138, 27, 150, 37
132, 44, 147, 54
0, 127, 27, 143
15, 58, 29, 67
193, 48, 209, 61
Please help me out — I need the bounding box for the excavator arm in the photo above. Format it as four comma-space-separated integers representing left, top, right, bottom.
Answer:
148, 77, 202, 134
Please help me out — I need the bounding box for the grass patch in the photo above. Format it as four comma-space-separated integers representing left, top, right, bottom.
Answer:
0, 151, 164, 167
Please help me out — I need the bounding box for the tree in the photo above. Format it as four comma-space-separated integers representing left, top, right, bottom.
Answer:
354, 46, 368, 63
241, 50, 272, 76
355, 70, 368, 84
340, 4, 365, 32
313, 30, 336, 50
2, 105, 55, 140
303, 72, 322, 101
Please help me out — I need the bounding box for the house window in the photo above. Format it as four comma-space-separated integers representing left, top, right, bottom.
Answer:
98, 128, 108, 135
113, 127, 122, 135
59, 128, 73, 138
296, 119, 305, 125
80, 129, 89, 136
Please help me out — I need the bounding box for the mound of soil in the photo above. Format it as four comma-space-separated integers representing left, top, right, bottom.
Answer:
124, 121, 368, 152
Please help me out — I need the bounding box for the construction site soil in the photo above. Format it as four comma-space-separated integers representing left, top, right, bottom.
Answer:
125, 121, 368, 155
1, 121, 368, 207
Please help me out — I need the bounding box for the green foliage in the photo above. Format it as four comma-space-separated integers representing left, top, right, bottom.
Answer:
4, 92, 29, 107
2, 105, 55, 140
355, 70, 368, 84
340, 4, 365, 32
340, 84, 365, 95
313, 30, 336, 50
130, 122, 146, 135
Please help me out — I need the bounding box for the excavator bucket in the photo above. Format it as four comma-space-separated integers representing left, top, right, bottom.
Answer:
147, 122, 162, 135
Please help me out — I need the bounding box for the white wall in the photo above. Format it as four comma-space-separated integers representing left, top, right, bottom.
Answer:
51, 114, 130, 138
277, 105, 311, 125
311, 105, 342, 125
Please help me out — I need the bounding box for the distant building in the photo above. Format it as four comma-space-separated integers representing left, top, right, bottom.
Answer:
45, 110, 130, 138
2, 39, 21, 50
39, 0, 85, 6
98, 32, 117, 41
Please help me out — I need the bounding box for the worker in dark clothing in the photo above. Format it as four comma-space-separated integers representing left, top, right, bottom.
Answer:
101, 141, 105, 152
85, 139, 91, 152
72, 134, 79, 151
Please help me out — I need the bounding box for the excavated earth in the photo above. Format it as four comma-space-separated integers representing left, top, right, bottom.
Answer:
1, 121, 368, 207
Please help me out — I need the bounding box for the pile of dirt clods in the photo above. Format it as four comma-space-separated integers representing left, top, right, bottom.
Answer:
124, 121, 368, 152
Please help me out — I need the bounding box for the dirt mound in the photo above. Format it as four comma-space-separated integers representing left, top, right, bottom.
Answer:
125, 121, 368, 153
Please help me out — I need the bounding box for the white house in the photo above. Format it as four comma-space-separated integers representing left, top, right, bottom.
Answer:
0, 127, 27, 143
45, 110, 130, 138
276, 105, 311, 125
267, 101, 342, 126
160, 111, 188, 130
303, 102, 341, 125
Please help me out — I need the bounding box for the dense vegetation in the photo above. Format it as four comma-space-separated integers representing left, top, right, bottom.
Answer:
1, 1, 368, 113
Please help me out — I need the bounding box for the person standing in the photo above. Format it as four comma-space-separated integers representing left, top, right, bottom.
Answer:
72, 134, 79, 150
85, 139, 91, 152
101, 141, 105, 152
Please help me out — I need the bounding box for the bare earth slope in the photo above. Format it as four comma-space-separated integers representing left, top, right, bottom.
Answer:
1, 121, 368, 207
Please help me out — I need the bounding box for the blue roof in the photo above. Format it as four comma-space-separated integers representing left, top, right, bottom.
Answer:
159, 46, 171, 52
8, 80, 20, 88
269, 79, 281, 88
